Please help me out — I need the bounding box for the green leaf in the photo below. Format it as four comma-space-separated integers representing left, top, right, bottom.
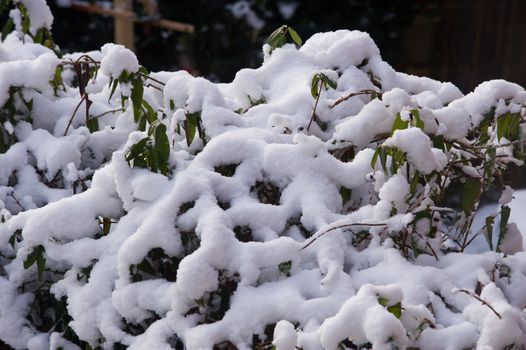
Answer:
142, 99, 157, 124
0, 0, 9, 17
184, 112, 201, 146
36, 247, 46, 281
86, 117, 99, 133
371, 147, 380, 169
169, 99, 175, 111
392, 112, 409, 133
311, 75, 320, 99
485, 215, 494, 250
379, 147, 388, 173
410, 171, 420, 194
33, 29, 43, 44
139, 66, 149, 75
287, 27, 302, 46
1, 17, 13, 41
266, 25, 288, 50
321, 74, 337, 90
378, 297, 389, 306
411, 109, 425, 129
102, 217, 111, 235
497, 205, 511, 251
131, 75, 144, 123
23, 249, 37, 269
387, 302, 402, 319
125, 137, 149, 162
24, 245, 45, 281
154, 123, 170, 162
497, 112, 521, 141
278, 260, 292, 277
340, 187, 352, 205
462, 178, 481, 214
432, 134, 445, 150
108, 78, 119, 102
19, 4, 30, 34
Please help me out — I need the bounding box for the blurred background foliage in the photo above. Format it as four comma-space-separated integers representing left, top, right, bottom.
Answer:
48, 0, 526, 95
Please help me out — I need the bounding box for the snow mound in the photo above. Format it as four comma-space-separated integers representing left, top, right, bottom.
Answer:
1, 20, 526, 350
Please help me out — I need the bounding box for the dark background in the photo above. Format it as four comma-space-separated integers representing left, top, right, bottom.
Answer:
47, 0, 526, 93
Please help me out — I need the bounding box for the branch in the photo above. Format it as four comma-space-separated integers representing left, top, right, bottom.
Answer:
331, 89, 382, 108
301, 222, 387, 250
456, 288, 502, 319
64, 95, 87, 136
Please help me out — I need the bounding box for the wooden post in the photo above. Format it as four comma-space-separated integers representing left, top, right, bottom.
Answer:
113, 0, 135, 51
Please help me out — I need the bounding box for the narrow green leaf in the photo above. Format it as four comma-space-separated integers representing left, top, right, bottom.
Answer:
340, 187, 352, 205
432, 134, 445, 150
86, 117, 99, 133
392, 112, 409, 133
410, 171, 420, 194
497, 113, 509, 141
33, 29, 43, 44
311, 75, 320, 99
125, 137, 149, 161
154, 123, 170, 161
378, 297, 389, 306
1, 17, 14, 41
412, 109, 425, 129
379, 147, 388, 173
102, 217, 111, 235
0, 0, 9, 17
23, 249, 37, 269
497, 205, 511, 251
371, 147, 380, 169
287, 27, 302, 46
139, 66, 149, 75
108, 78, 119, 102
142, 99, 157, 124
36, 246, 46, 281
462, 178, 481, 214
485, 215, 494, 250
321, 74, 337, 90
131, 76, 144, 123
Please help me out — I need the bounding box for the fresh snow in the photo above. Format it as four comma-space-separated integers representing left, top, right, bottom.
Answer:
1, 12, 526, 350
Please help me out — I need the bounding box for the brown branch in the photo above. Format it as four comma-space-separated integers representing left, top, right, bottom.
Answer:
138, 71, 166, 86
331, 89, 382, 108
302, 222, 388, 250
91, 108, 125, 120
307, 82, 323, 131
8, 192, 25, 211
64, 95, 87, 136
457, 288, 502, 319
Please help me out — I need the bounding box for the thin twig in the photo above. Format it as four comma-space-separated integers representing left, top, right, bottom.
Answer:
8, 192, 25, 210
457, 288, 502, 319
306, 81, 323, 131
138, 71, 166, 86
64, 95, 87, 136
331, 89, 382, 108
91, 107, 125, 120
146, 83, 164, 92
302, 222, 388, 250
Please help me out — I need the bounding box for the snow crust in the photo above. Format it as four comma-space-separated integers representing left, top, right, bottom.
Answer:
1, 25, 526, 350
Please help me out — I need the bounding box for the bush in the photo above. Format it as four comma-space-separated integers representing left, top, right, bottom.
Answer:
1, 1, 526, 349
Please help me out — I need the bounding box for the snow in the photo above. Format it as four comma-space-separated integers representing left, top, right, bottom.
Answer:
16, 0, 54, 35
1, 11, 526, 349
100, 43, 139, 79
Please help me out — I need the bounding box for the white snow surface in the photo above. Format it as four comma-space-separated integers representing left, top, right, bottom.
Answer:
1, 25, 526, 350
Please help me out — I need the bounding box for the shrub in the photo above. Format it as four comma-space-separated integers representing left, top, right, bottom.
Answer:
1, 1, 526, 349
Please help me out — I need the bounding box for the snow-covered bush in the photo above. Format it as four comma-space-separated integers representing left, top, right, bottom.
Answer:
2, 1, 526, 349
